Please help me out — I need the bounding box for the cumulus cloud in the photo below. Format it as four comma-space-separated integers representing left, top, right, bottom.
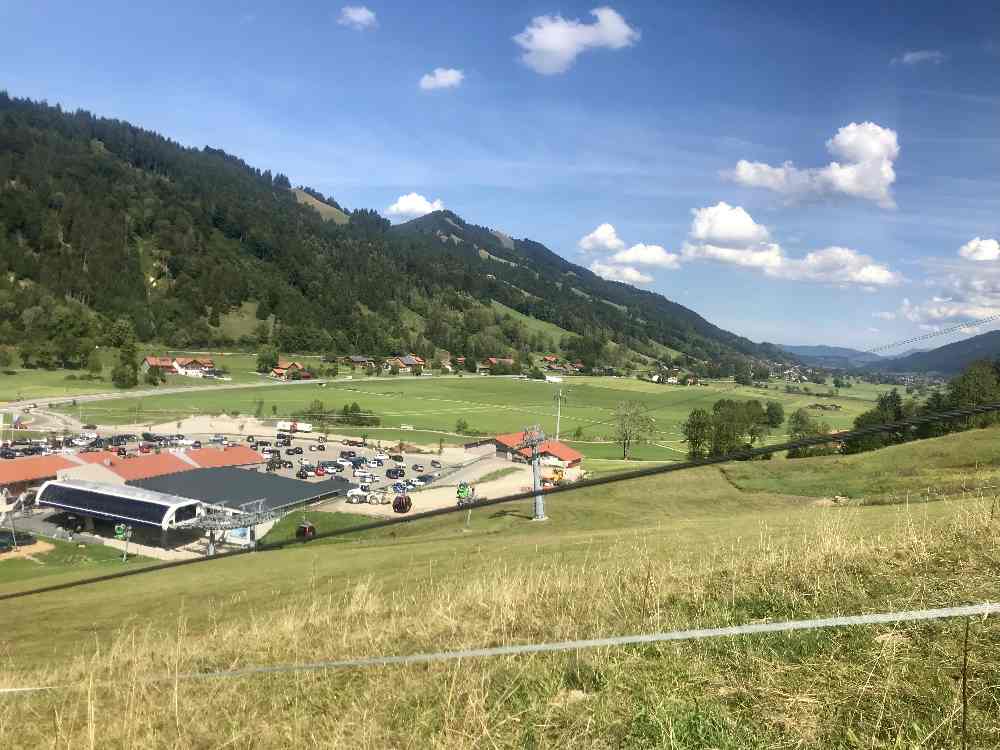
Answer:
723, 122, 900, 208
689, 201, 769, 246
513, 7, 639, 75
958, 236, 1000, 261
680, 202, 900, 286
611, 243, 681, 268
419, 68, 464, 90
588, 260, 652, 285
338, 5, 376, 29
892, 49, 947, 65
385, 192, 444, 219
579, 223, 626, 252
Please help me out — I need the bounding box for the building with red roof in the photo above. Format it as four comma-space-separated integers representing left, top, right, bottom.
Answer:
184, 445, 264, 469
471, 432, 583, 468
0, 455, 78, 495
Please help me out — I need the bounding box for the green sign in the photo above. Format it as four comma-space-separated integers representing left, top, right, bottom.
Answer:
114, 524, 127, 540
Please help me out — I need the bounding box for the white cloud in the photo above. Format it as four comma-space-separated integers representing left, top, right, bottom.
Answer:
892, 49, 947, 65
723, 122, 900, 208
689, 201, 769, 246
338, 5, 377, 30
681, 241, 784, 270
513, 7, 639, 75
579, 222, 626, 252
588, 260, 652, 285
611, 243, 680, 268
958, 236, 1000, 261
419, 68, 464, 90
385, 192, 444, 219
680, 202, 900, 286
873, 311, 897, 321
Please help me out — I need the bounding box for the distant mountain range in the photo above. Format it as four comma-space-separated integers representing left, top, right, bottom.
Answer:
779, 345, 884, 369
886, 330, 1000, 374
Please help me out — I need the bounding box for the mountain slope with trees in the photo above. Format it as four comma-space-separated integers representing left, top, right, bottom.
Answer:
885, 330, 1000, 374
0, 91, 784, 370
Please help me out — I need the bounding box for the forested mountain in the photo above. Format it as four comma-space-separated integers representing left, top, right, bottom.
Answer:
886, 330, 1000, 374
0, 91, 784, 369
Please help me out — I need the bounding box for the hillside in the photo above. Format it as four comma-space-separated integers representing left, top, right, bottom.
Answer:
0, 91, 783, 369
887, 329, 1000, 373
780, 344, 883, 368
390, 210, 786, 363
292, 187, 349, 224
4, 427, 1000, 746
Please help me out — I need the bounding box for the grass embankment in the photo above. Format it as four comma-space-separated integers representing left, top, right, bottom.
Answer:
0, 537, 155, 592
3, 427, 1000, 746
724, 426, 1000, 501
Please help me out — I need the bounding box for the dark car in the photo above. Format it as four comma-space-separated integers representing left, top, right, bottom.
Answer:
296, 469, 309, 479
192, 440, 202, 449
431, 460, 442, 469
0, 450, 15, 460
315, 443, 326, 451
339, 450, 356, 459
286, 448, 297, 456
386, 468, 405, 480
412, 464, 425, 472
256, 440, 272, 447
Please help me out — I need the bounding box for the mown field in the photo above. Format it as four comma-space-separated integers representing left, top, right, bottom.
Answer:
57, 375, 901, 460
2, 427, 999, 747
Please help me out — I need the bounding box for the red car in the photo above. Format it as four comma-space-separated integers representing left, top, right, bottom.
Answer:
138, 443, 152, 454
315, 466, 326, 477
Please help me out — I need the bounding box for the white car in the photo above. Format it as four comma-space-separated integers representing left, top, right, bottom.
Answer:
374, 452, 389, 461
347, 487, 366, 498
408, 477, 425, 487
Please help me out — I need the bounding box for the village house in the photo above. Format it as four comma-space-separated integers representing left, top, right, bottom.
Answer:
343, 355, 376, 369
476, 356, 515, 374
140, 356, 174, 375
172, 357, 216, 377
270, 360, 310, 380
383, 354, 425, 374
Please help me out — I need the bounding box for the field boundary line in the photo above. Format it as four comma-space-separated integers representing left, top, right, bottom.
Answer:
2, 602, 996, 696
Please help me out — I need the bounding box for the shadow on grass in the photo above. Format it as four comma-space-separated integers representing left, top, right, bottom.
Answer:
489, 509, 533, 521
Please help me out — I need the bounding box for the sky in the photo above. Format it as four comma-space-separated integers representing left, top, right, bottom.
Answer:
2, 1, 999, 351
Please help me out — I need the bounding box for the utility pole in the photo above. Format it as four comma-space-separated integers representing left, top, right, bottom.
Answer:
522, 424, 547, 521
553, 389, 567, 441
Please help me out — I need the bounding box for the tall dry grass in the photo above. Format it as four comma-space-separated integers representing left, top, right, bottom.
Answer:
2, 494, 999, 748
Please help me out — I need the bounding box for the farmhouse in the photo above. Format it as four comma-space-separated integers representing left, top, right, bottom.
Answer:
465, 432, 583, 470
140, 356, 174, 375
270, 360, 310, 380
173, 357, 215, 377
383, 354, 425, 374
344, 355, 376, 368
477, 356, 515, 374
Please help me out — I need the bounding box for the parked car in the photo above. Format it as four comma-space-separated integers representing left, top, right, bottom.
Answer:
430, 460, 442, 469
374, 452, 389, 461
386, 468, 404, 479
296, 469, 309, 479
315, 443, 326, 451
417, 474, 434, 484
192, 440, 202, 449
412, 464, 425, 472
390, 454, 404, 465
315, 466, 326, 477
339, 450, 356, 459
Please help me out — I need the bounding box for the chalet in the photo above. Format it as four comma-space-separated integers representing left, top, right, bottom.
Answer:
270, 360, 310, 381
383, 354, 425, 374
476, 356, 515, 374
173, 357, 215, 377
344, 355, 376, 368
542, 355, 559, 364
465, 432, 583, 469
140, 356, 174, 374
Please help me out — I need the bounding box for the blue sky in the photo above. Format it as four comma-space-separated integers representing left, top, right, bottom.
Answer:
3, 1, 999, 350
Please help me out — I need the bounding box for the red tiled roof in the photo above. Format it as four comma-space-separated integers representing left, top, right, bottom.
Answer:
517, 440, 583, 464
0, 455, 77, 486
494, 432, 526, 449
176, 357, 214, 368
277, 360, 304, 370
187, 445, 264, 468
144, 356, 174, 368
108, 453, 193, 482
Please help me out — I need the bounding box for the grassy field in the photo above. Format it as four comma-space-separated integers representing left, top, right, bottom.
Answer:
2, 427, 999, 747
57, 375, 901, 459
0, 536, 154, 589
